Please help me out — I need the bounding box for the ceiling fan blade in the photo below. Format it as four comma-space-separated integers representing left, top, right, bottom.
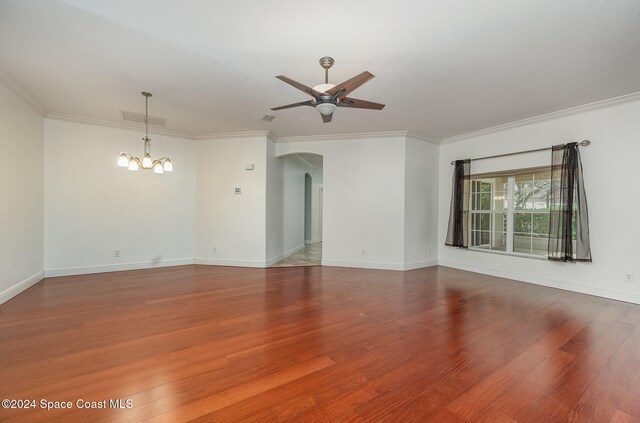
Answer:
327, 71, 374, 99
271, 100, 315, 111
339, 97, 385, 110
321, 113, 333, 123
276, 75, 322, 98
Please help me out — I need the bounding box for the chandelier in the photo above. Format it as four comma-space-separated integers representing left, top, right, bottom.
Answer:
117, 92, 173, 173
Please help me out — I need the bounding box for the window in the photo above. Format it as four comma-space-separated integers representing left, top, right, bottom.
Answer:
470, 167, 551, 257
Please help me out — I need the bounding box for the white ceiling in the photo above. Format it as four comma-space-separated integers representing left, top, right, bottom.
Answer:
1, 0, 639, 140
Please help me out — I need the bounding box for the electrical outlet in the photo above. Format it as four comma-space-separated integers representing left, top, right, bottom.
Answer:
428, 247, 432, 255
114, 250, 120, 258
361, 249, 366, 255
234, 187, 241, 194
623, 272, 634, 283
212, 247, 217, 254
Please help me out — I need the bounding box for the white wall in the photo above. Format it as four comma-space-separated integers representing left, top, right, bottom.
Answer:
280, 155, 313, 259
276, 135, 407, 270
0, 83, 44, 304
44, 119, 195, 276
438, 98, 640, 304
404, 136, 439, 269
196, 134, 267, 266
310, 167, 323, 243
266, 137, 283, 263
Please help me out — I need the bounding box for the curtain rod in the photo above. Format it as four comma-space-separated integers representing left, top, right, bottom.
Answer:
450, 140, 591, 165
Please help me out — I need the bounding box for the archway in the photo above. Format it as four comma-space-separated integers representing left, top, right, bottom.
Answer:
268, 153, 323, 267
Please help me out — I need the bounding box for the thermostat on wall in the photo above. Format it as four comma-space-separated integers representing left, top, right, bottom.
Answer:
245, 163, 255, 170
235, 187, 241, 194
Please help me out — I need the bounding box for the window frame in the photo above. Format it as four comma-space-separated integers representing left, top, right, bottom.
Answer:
468, 166, 551, 260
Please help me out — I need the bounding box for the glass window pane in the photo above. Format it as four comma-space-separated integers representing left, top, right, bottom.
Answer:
494, 212, 506, 233
513, 213, 532, 233
493, 192, 507, 211
480, 213, 490, 231
531, 234, 547, 256
495, 176, 509, 193
515, 174, 533, 183
532, 213, 549, 235
513, 232, 532, 254
514, 180, 536, 210
492, 231, 507, 251
480, 192, 491, 210
533, 169, 551, 180
533, 181, 551, 210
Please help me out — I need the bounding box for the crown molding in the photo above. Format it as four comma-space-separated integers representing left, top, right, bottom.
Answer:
194, 130, 274, 140
441, 91, 640, 145
40, 88, 640, 146
405, 131, 439, 144
46, 112, 195, 140
42, 113, 437, 145
277, 130, 435, 144
0, 67, 48, 116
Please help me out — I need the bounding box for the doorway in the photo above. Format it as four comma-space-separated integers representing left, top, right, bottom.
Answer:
270, 153, 323, 267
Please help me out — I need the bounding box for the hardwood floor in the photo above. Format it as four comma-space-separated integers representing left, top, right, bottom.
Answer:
1, 265, 639, 422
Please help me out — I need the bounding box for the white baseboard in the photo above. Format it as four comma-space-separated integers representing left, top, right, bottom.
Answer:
266, 244, 306, 267
404, 260, 439, 270
194, 258, 267, 268
305, 239, 322, 245
321, 259, 438, 271
0, 271, 44, 305
321, 259, 405, 271
44, 258, 195, 277
438, 259, 640, 305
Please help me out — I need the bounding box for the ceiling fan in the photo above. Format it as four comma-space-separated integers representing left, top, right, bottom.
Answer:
271, 57, 385, 123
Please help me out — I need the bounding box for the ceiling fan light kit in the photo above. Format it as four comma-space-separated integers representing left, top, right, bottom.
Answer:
272, 57, 385, 123
117, 92, 173, 173
316, 103, 337, 116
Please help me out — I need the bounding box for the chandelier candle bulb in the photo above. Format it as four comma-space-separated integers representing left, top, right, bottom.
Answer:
117, 153, 129, 167
117, 92, 173, 173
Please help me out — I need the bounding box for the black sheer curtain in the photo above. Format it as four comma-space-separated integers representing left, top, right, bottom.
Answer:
548, 142, 592, 262
445, 159, 470, 248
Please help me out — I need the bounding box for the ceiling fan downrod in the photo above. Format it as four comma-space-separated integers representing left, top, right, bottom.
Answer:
319, 56, 334, 84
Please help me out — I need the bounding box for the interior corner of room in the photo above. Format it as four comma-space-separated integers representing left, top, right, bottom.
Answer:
3, 78, 639, 305
2, 2, 640, 421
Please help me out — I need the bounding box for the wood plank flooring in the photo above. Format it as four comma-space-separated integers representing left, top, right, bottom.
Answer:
1, 265, 639, 422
